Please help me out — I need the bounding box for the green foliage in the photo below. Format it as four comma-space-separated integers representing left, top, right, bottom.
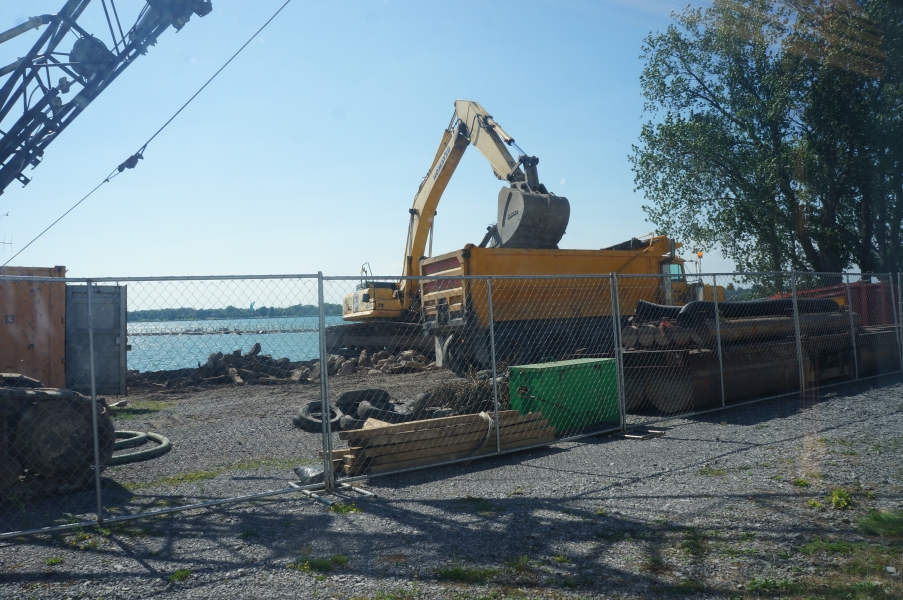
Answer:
330, 502, 359, 514
437, 561, 498, 583
632, 0, 903, 274
858, 509, 903, 538
128, 303, 342, 322
792, 477, 809, 487
697, 467, 727, 476
168, 569, 191, 582
829, 488, 853, 509
45, 557, 63, 566
287, 554, 348, 573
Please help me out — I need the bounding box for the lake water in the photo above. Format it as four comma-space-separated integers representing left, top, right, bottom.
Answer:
127, 316, 345, 372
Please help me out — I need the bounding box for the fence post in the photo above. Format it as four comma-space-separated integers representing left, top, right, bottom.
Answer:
486, 278, 501, 453
712, 275, 725, 408
790, 272, 806, 398
609, 274, 627, 433
317, 272, 335, 491
844, 273, 859, 380
889, 273, 903, 375
86, 281, 104, 524
899, 272, 903, 372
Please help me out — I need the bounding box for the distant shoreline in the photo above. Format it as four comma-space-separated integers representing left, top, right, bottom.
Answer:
128, 304, 342, 322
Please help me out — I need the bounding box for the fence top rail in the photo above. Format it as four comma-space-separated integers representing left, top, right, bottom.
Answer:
0, 271, 890, 284
0, 274, 322, 284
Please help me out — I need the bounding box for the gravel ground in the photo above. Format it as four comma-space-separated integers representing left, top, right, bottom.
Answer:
1, 373, 902, 599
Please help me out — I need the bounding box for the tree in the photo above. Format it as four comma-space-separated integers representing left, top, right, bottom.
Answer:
631, 0, 903, 274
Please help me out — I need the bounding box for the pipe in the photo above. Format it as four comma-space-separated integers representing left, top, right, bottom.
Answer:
0, 16, 49, 46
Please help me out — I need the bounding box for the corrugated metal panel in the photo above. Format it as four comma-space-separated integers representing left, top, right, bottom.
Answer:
0, 266, 66, 387
65, 285, 127, 396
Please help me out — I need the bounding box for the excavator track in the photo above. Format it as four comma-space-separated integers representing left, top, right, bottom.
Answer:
325, 322, 435, 358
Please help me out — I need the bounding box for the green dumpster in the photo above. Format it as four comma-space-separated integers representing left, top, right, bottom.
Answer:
508, 358, 619, 433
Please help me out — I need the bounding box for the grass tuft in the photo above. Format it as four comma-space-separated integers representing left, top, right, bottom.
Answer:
792, 477, 809, 487
858, 509, 903, 538
45, 557, 63, 566
697, 467, 727, 477
168, 568, 191, 583
436, 562, 498, 583
330, 502, 359, 514
829, 488, 853, 510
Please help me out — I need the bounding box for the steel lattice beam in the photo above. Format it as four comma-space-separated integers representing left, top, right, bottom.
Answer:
0, 0, 212, 195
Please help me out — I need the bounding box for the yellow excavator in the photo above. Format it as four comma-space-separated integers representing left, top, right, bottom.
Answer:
327, 100, 719, 370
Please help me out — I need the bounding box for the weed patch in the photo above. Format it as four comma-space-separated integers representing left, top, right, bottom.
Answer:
829, 488, 853, 510
330, 503, 359, 514
288, 554, 348, 573
45, 557, 63, 566
858, 510, 903, 538
697, 467, 727, 477
168, 569, 191, 583
111, 400, 176, 421
792, 477, 809, 487
437, 561, 498, 583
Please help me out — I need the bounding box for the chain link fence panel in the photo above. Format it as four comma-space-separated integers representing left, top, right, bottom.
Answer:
3, 269, 903, 540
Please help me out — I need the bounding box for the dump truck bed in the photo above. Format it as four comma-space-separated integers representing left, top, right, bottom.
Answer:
420, 244, 671, 329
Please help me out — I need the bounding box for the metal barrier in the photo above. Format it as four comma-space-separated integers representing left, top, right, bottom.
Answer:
1, 270, 900, 539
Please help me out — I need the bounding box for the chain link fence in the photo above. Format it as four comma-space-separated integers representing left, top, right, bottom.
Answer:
1, 270, 901, 539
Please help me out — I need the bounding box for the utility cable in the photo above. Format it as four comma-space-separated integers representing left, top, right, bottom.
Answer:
3, 0, 293, 267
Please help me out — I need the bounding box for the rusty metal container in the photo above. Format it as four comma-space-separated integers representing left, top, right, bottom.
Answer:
0, 266, 66, 387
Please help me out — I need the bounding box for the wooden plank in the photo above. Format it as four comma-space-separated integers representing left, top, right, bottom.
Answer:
228, 367, 244, 386
346, 427, 556, 468
345, 432, 556, 475
351, 419, 550, 459
318, 448, 353, 459
343, 412, 544, 448
338, 410, 522, 441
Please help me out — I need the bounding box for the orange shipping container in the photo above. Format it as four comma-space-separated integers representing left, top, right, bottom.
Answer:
0, 266, 66, 387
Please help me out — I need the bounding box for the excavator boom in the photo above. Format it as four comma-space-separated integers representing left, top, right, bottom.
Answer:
399, 100, 570, 302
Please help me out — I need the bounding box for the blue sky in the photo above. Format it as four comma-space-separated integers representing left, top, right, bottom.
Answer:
1, 0, 730, 278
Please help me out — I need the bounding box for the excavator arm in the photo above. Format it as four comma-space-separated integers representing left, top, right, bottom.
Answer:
400, 100, 568, 300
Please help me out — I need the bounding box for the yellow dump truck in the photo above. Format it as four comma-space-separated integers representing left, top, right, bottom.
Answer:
417, 237, 721, 370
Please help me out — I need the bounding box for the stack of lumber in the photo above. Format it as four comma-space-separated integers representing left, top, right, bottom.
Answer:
335, 410, 554, 475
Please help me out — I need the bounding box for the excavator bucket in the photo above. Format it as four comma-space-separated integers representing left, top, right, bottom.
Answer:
497, 186, 570, 249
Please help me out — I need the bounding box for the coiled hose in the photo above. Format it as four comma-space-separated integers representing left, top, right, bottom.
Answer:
110, 430, 172, 465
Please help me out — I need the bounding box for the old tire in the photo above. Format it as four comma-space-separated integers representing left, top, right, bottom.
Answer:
356, 400, 412, 423
339, 415, 367, 431
334, 388, 391, 414
294, 401, 344, 432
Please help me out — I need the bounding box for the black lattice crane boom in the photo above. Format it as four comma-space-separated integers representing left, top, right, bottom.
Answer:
0, 1, 213, 196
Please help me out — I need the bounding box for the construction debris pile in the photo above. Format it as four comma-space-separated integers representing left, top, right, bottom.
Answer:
128, 345, 440, 391
333, 410, 554, 475
128, 343, 316, 389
